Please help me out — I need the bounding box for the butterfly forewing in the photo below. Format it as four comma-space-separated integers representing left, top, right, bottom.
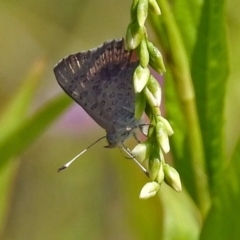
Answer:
54, 38, 139, 142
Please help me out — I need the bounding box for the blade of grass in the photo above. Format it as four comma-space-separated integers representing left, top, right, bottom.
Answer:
0, 93, 72, 169
0, 58, 46, 142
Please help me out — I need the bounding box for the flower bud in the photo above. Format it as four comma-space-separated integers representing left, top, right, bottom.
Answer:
133, 65, 150, 93
148, 151, 161, 180
156, 161, 164, 184
126, 21, 145, 50
156, 121, 170, 153
134, 92, 146, 119
147, 40, 166, 74
137, 0, 148, 27
147, 75, 162, 107
131, 140, 152, 162
139, 39, 149, 68
139, 181, 160, 199
130, 0, 139, 21
157, 116, 174, 136
143, 85, 157, 106
164, 164, 182, 192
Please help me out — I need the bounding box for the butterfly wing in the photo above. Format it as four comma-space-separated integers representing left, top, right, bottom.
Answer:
54, 39, 139, 133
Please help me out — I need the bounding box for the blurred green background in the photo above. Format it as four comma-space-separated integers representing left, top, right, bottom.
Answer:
0, 0, 239, 239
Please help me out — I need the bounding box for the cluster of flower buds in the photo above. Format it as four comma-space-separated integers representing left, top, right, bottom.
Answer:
132, 119, 181, 199
126, 0, 182, 199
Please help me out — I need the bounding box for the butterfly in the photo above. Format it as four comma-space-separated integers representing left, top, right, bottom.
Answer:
54, 38, 147, 174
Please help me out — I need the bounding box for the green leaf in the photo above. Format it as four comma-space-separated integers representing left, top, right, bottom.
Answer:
165, 72, 198, 200
160, 185, 201, 240
200, 138, 240, 240
151, 0, 228, 215
191, 0, 229, 191
172, 0, 203, 57
0, 59, 46, 143
149, 2, 206, 204
0, 94, 72, 170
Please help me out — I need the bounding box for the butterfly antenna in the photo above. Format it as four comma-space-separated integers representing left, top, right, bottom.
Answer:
121, 144, 149, 177
57, 136, 106, 172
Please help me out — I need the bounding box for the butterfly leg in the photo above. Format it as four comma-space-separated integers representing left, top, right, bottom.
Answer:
120, 143, 149, 177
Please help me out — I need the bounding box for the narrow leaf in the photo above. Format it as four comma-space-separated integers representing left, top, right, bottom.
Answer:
191, 0, 229, 190
0, 94, 72, 170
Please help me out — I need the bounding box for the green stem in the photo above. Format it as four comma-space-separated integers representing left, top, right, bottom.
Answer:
151, 0, 210, 216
